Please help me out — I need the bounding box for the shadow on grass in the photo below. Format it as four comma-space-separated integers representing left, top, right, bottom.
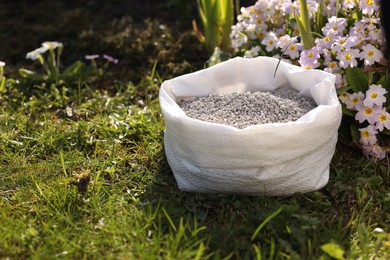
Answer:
137, 148, 371, 258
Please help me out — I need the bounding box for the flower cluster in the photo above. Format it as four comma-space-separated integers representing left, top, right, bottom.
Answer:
340, 84, 389, 160
230, 0, 389, 161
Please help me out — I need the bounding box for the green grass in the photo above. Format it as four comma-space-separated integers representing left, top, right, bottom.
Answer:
1, 68, 389, 259
0, 1, 389, 259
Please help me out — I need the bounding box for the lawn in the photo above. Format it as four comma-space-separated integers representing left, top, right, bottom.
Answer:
0, 0, 389, 259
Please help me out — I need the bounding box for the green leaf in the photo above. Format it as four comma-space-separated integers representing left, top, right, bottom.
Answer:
220, 0, 233, 51
336, 85, 352, 95
350, 124, 360, 144
18, 68, 44, 81
382, 129, 390, 135
321, 243, 346, 260
376, 73, 390, 86
62, 61, 85, 80
342, 104, 355, 117
346, 67, 368, 92
0, 76, 5, 92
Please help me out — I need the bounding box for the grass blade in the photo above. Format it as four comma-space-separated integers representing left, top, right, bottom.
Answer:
162, 207, 177, 232
251, 207, 283, 241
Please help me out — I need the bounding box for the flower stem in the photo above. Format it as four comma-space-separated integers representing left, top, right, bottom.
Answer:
298, 0, 315, 49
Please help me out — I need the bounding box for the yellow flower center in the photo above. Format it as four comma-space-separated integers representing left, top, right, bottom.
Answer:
325, 36, 331, 42
257, 19, 263, 25
258, 32, 264, 38
289, 45, 296, 51
268, 40, 274, 45
364, 107, 373, 115
370, 93, 378, 99
379, 114, 388, 122
329, 62, 337, 68
339, 39, 346, 45
366, 0, 374, 5
353, 98, 359, 104
250, 7, 255, 14
362, 130, 370, 138
367, 50, 374, 57
345, 53, 352, 60
308, 52, 314, 58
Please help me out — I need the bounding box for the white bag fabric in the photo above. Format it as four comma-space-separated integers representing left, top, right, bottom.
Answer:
159, 57, 342, 196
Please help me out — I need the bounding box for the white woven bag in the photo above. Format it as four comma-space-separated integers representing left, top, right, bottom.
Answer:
159, 57, 342, 196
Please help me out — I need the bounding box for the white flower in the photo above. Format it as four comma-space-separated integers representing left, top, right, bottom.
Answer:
339, 92, 350, 103
369, 28, 383, 42
373, 227, 384, 233
345, 92, 365, 110
359, 0, 379, 16
244, 46, 261, 58
277, 35, 293, 49
359, 125, 377, 146
322, 16, 347, 36
374, 109, 390, 131
261, 32, 278, 52
337, 48, 360, 69
42, 41, 63, 50
335, 73, 348, 89
285, 42, 301, 60
363, 84, 387, 107
343, 0, 357, 10
231, 34, 248, 49
0, 61, 5, 68
360, 44, 383, 65
324, 60, 340, 73
26, 46, 49, 60
355, 103, 382, 124
316, 31, 337, 49
331, 36, 359, 53
363, 143, 386, 161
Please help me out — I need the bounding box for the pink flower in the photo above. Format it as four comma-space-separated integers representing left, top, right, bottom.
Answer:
103, 54, 119, 64
359, 125, 377, 146
363, 84, 387, 107
85, 54, 100, 60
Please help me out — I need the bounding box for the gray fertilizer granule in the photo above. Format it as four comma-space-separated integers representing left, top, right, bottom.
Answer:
179, 88, 317, 129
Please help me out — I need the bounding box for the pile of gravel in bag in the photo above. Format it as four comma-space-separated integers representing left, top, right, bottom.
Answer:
178, 88, 317, 129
